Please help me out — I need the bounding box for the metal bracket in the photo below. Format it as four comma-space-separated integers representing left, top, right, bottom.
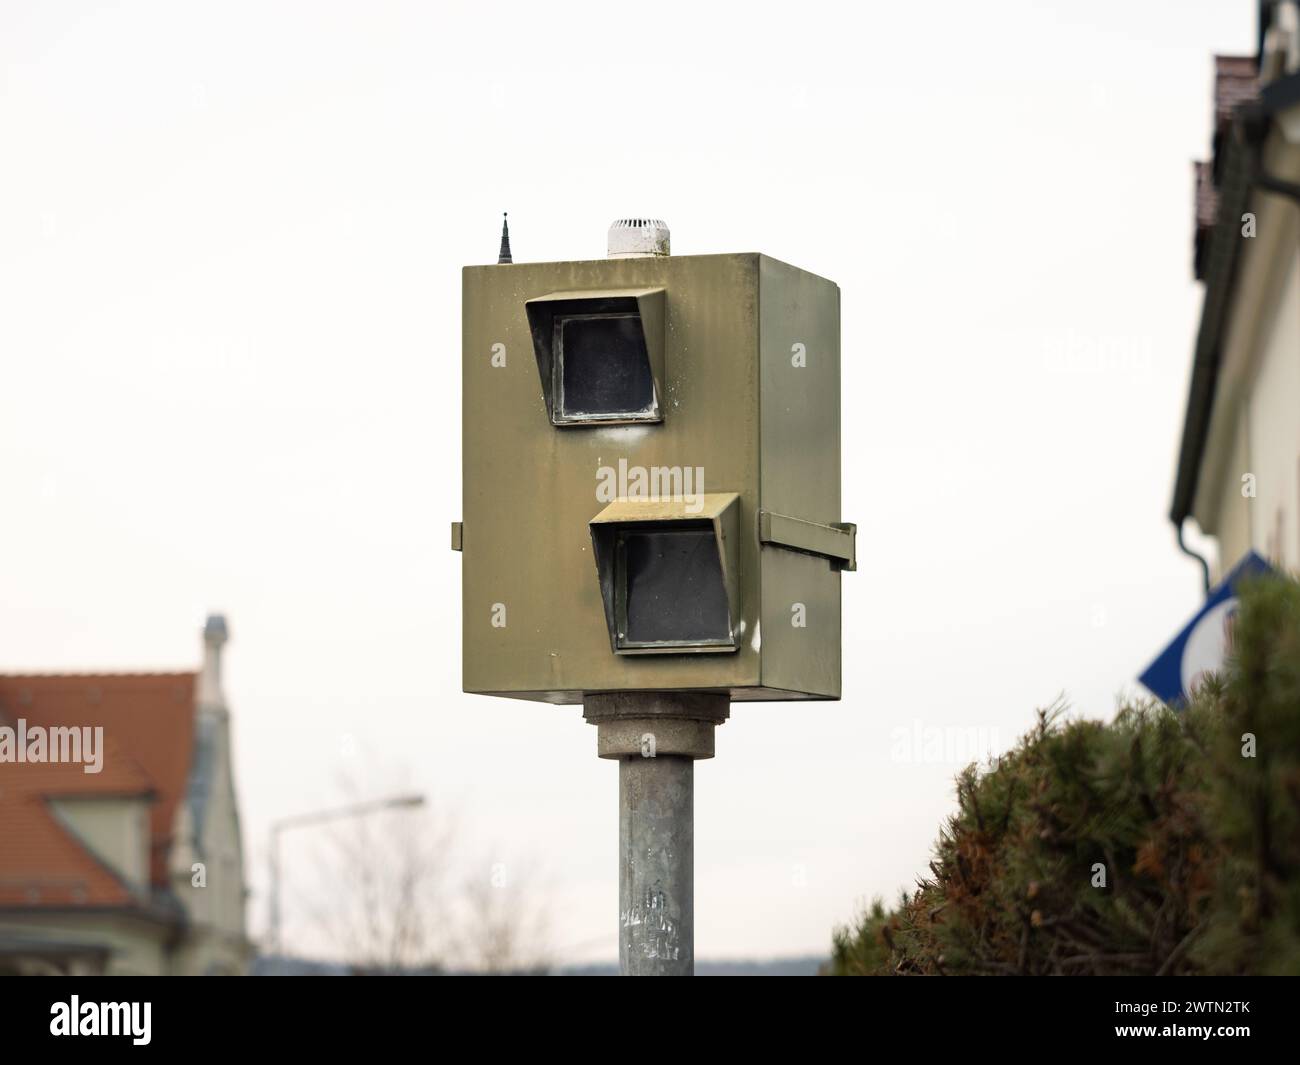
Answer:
757, 510, 856, 571
1257, 172, 1300, 206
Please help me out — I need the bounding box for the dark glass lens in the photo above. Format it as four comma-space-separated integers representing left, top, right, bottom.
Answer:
623, 528, 731, 645
559, 314, 654, 417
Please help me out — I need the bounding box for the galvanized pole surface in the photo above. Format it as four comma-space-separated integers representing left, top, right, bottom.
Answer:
583, 691, 729, 977
619, 754, 693, 976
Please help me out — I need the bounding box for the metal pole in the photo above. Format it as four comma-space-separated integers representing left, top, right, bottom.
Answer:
619, 754, 693, 976
583, 691, 729, 977
269, 827, 281, 956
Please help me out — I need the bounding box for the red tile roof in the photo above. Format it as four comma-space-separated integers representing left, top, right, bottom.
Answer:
1213, 55, 1260, 130
0, 674, 196, 909
1193, 56, 1260, 281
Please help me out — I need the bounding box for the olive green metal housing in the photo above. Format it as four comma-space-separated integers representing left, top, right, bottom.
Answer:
458, 252, 851, 703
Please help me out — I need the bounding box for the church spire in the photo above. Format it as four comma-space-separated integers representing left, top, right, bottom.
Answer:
497, 212, 512, 264
198, 613, 229, 711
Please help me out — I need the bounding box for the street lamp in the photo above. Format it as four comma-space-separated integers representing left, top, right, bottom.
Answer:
267, 793, 426, 957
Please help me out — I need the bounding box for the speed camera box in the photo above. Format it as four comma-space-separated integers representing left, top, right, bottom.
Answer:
458, 252, 854, 703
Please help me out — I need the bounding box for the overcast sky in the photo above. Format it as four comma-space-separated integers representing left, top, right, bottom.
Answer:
0, 1, 1257, 964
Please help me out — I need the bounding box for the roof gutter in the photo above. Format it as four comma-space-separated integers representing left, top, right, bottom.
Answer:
1169, 70, 1300, 531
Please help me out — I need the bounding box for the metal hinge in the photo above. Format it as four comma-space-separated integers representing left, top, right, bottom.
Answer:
451, 521, 463, 551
